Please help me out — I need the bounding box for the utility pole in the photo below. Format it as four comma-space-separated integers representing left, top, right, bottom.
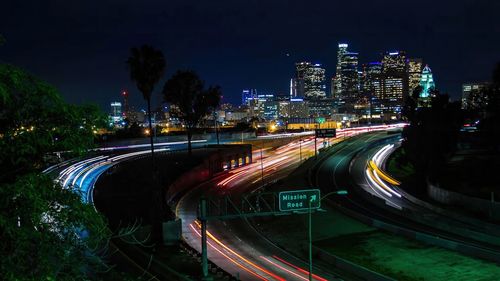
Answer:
369, 92, 373, 130
314, 122, 318, 158
260, 140, 264, 186
153, 112, 157, 143
299, 137, 302, 162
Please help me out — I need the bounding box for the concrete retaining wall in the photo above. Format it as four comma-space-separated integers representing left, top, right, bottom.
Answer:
427, 182, 500, 220
166, 144, 252, 204
102, 132, 256, 147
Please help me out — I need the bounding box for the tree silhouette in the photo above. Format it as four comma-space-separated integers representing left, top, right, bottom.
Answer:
127, 45, 166, 167
476, 62, 500, 149
401, 89, 463, 193
163, 70, 221, 155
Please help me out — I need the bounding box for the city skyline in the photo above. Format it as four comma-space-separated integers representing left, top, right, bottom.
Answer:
2, 0, 499, 110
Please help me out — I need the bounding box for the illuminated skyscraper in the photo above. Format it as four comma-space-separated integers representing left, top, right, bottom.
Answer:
110, 101, 122, 124
362, 62, 383, 99
381, 51, 408, 117
419, 65, 435, 97
462, 82, 490, 110
333, 43, 348, 96
295, 62, 326, 99
419, 65, 436, 107
333, 43, 360, 112
408, 58, 423, 95
289, 78, 297, 98
362, 62, 383, 117
330, 76, 336, 99
247, 93, 275, 119
295, 62, 308, 97
242, 89, 257, 105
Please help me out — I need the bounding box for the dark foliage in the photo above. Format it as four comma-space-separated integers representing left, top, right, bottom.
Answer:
163, 70, 221, 154
477, 63, 500, 150
0, 64, 110, 280
401, 87, 463, 191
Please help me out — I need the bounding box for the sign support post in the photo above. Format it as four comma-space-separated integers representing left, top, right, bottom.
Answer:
314, 135, 317, 158
308, 197, 313, 281
200, 198, 209, 280
314, 129, 336, 158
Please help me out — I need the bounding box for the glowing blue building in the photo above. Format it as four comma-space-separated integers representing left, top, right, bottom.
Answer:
419, 65, 435, 99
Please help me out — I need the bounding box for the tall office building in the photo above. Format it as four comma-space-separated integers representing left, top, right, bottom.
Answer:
362, 62, 383, 99
242, 89, 257, 105
110, 101, 123, 124
289, 97, 309, 118
295, 62, 326, 99
330, 76, 336, 99
289, 78, 297, 98
295, 62, 308, 97
247, 93, 277, 120
362, 62, 383, 117
381, 51, 408, 117
341, 51, 360, 100
408, 58, 423, 95
462, 82, 490, 110
419, 65, 436, 107
333, 43, 349, 96
307, 99, 335, 118
333, 43, 360, 112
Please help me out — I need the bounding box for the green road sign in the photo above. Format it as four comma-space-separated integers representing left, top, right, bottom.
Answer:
315, 128, 336, 138
279, 189, 321, 211
316, 117, 326, 124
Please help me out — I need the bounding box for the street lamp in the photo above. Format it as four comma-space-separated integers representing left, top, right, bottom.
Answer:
308, 189, 348, 281
213, 111, 220, 145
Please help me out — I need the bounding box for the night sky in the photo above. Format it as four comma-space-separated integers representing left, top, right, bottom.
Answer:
2, 0, 500, 111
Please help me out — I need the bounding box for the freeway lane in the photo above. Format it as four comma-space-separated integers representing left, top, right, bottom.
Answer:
47, 139, 215, 202
44, 125, 404, 280
176, 125, 405, 280
316, 134, 500, 263
176, 136, 336, 281
351, 141, 500, 246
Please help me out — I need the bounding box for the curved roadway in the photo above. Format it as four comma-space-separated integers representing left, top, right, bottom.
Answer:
43, 126, 404, 281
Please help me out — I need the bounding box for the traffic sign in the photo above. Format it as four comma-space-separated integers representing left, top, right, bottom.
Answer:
279, 189, 321, 211
315, 128, 336, 138
316, 117, 326, 124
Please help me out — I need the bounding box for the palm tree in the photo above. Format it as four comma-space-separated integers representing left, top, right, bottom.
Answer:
127, 45, 166, 166
163, 70, 221, 155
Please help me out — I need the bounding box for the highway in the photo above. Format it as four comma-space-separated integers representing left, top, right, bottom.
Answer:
175, 125, 404, 281
176, 135, 334, 281
43, 125, 404, 280
314, 133, 500, 264
45, 140, 210, 203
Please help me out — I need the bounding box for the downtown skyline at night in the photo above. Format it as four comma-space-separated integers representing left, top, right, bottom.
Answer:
2, 0, 500, 109
2, 1, 500, 280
